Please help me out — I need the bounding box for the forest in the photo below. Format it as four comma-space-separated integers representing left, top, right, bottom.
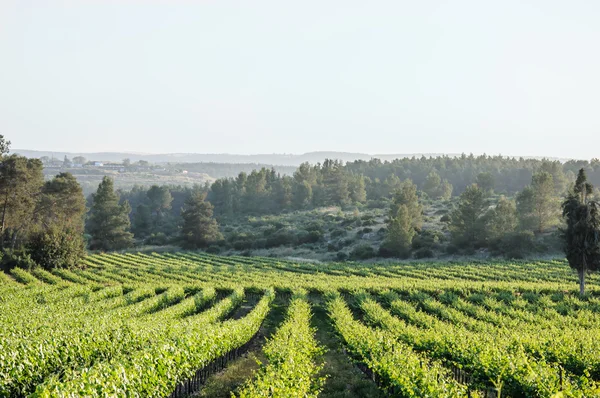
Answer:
2, 131, 600, 271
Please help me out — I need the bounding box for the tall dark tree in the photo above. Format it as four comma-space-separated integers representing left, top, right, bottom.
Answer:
0, 155, 44, 249
86, 177, 134, 250
147, 185, 173, 227
180, 192, 222, 249
389, 180, 423, 231
562, 169, 600, 295
28, 172, 87, 269
449, 184, 488, 246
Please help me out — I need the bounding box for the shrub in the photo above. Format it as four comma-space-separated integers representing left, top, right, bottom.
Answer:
413, 248, 435, 259
0, 249, 37, 272
27, 228, 85, 270
145, 232, 169, 246
206, 245, 221, 254
489, 231, 536, 259
336, 251, 348, 261
330, 229, 347, 238
350, 244, 376, 260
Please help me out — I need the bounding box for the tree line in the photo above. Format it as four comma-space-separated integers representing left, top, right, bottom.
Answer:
0, 135, 221, 271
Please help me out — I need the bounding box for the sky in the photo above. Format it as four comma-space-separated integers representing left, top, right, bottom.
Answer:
1, 1, 600, 158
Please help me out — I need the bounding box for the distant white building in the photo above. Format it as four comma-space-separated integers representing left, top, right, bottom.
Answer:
93, 162, 104, 167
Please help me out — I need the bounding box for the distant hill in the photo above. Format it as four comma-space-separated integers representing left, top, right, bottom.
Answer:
13, 149, 568, 166
14, 149, 463, 166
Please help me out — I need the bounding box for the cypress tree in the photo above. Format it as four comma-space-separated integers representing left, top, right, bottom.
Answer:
562, 169, 600, 295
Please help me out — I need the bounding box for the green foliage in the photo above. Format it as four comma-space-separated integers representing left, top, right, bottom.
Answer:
237, 295, 324, 397
37, 172, 86, 234
476, 172, 494, 195
382, 204, 415, 258
27, 227, 86, 270
562, 168, 600, 295
449, 184, 488, 247
350, 243, 376, 260
0, 248, 37, 271
486, 196, 517, 239
389, 180, 423, 231
86, 177, 134, 251
328, 294, 468, 397
180, 192, 223, 249
0, 154, 44, 249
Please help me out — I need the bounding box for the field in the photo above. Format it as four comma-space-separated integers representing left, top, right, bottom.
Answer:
2, 254, 600, 397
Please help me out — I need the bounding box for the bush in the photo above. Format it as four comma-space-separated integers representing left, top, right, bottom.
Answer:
0, 249, 37, 272
206, 245, 221, 254
377, 245, 395, 258
413, 247, 434, 259
446, 244, 460, 255
336, 251, 348, 261
27, 228, 86, 270
330, 229, 347, 238
489, 231, 536, 259
350, 244, 376, 260
298, 230, 322, 244
145, 232, 169, 246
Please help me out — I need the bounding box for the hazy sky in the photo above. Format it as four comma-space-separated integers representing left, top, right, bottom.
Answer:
2, 1, 600, 158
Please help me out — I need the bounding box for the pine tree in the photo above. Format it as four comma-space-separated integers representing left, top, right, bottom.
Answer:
449, 184, 488, 246
86, 177, 134, 250
389, 180, 423, 231
382, 204, 415, 257
180, 192, 223, 249
382, 180, 423, 257
423, 171, 441, 199
562, 169, 600, 295
487, 196, 517, 239
531, 172, 559, 232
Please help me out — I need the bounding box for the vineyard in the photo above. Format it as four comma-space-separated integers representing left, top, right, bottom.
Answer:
2, 253, 600, 397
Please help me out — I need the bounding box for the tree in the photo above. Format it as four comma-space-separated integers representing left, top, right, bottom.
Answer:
382, 204, 415, 257
146, 185, 173, 227
562, 169, 600, 295
36, 173, 86, 232
122, 158, 131, 167
516, 172, 560, 233
449, 184, 488, 246
531, 172, 559, 233
382, 180, 423, 257
293, 180, 313, 209
180, 192, 223, 249
389, 180, 423, 231
0, 135, 10, 155
27, 172, 87, 269
476, 172, 495, 195
439, 179, 453, 200
348, 174, 367, 203
63, 156, 72, 168
72, 156, 87, 165
516, 186, 537, 231
86, 177, 134, 250
487, 196, 517, 239
132, 204, 152, 238
423, 171, 442, 199
0, 155, 44, 249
